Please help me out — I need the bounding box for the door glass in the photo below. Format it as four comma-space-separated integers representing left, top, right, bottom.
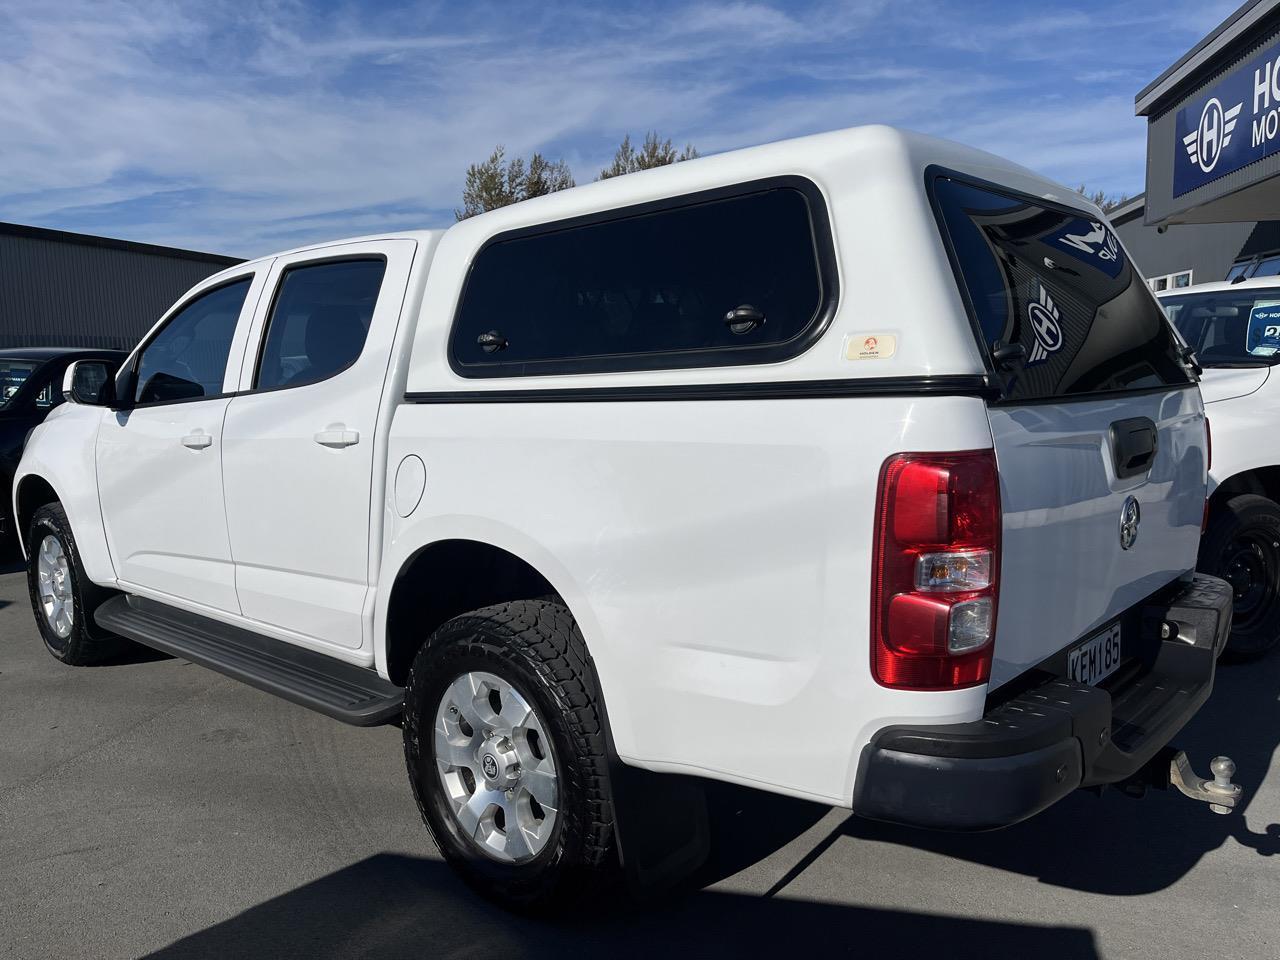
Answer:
255, 259, 386, 390
0, 360, 39, 409
135, 279, 251, 404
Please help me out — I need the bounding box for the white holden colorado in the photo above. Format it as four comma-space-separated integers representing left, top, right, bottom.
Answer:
16, 125, 1241, 909
1161, 276, 1280, 659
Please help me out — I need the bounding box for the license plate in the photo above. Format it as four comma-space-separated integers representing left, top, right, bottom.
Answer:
1067, 623, 1123, 686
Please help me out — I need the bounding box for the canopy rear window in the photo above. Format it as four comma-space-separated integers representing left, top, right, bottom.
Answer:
931, 175, 1193, 401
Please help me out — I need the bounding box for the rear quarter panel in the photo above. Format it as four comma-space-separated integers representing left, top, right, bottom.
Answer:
379, 395, 994, 805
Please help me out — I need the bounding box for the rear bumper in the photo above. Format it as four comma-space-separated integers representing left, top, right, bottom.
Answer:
851, 574, 1234, 831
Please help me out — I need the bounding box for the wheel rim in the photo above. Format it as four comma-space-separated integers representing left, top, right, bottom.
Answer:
1220, 528, 1280, 634
433, 671, 559, 863
36, 535, 74, 639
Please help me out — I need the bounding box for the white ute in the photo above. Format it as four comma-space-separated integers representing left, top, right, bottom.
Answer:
16, 126, 1241, 909
1160, 276, 1280, 659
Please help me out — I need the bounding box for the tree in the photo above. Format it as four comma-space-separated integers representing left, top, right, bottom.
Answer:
455, 146, 575, 220
598, 132, 699, 180
1075, 184, 1132, 214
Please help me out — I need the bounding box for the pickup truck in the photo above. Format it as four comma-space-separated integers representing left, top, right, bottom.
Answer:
1160, 276, 1280, 659
14, 125, 1241, 910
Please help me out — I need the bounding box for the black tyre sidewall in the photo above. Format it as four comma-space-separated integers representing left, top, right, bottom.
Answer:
1201, 493, 1280, 660
403, 611, 601, 907
25, 504, 110, 664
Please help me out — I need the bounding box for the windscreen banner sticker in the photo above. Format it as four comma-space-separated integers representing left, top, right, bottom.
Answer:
1247, 301, 1280, 355
1026, 284, 1063, 365
1043, 218, 1123, 278
1173, 37, 1280, 196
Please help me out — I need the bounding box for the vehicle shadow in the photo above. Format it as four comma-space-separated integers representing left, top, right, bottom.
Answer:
143, 853, 1100, 960
835, 655, 1280, 895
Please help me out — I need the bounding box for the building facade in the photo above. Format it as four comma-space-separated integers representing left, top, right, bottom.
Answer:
1138, 0, 1280, 229
0, 222, 241, 351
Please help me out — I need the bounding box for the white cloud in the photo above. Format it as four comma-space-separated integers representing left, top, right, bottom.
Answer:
0, 0, 1233, 254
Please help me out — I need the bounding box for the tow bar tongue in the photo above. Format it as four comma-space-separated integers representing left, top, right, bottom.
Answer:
1168, 751, 1243, 814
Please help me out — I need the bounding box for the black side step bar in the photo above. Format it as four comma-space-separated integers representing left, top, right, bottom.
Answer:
95, 595, 404, 726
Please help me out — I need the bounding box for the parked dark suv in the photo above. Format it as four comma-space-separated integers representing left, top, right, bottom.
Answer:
1, 348, 126, 549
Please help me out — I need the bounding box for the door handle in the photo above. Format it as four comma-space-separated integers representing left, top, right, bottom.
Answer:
314, 427, 360, 449
181, 432, 213, 450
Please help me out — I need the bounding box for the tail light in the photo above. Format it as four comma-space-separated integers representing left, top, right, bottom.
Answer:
871, 450, 1001, 690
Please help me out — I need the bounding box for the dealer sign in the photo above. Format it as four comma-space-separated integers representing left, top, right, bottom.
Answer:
1175, 39, 1280, 197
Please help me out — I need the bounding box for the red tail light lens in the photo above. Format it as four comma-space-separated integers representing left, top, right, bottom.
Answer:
871, 450, 1001, 690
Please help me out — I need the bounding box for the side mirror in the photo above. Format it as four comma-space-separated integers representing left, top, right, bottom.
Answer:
62, 360, 117, 406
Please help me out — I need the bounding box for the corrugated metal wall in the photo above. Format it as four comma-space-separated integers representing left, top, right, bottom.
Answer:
0, 224, 241, 350
1113, 209, 1255, 282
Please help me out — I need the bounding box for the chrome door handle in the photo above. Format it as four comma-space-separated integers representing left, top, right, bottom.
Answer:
181, 432, 213, 450
314, 427, 360, 449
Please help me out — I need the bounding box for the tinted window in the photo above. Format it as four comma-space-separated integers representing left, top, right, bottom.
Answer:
256, 259, 386, 390
932, 177, 1192, 401
451, 185, 828, 375
135, 279, 251, 404
1162, 288, 1280, 366
1255, 255, 1280, 278
0, 360, 39, 410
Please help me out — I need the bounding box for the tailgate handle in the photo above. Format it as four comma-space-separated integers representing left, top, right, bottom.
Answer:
1110, 417, 1158, 479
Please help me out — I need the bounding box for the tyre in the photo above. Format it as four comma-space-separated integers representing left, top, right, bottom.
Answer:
25, 502, 128, 665
1200, 493, 1280, 660
402, 599, 616, 910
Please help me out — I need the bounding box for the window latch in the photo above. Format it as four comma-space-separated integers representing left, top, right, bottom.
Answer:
724, 304, 765, 335
991, 340, 1026, 369
477, 330, 508, 353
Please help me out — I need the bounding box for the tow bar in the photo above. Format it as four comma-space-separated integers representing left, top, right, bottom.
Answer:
1118, 748, 1243, 813
1168, 751, 1243, 814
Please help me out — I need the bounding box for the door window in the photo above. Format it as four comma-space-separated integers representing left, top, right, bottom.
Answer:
254, 258, 387, 391
134, 278, 251, 404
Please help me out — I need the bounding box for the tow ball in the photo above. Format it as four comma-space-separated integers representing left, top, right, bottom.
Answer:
1168, 751, 1243, 814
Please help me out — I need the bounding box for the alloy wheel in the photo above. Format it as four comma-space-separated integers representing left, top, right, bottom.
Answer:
433, 670, 559, 863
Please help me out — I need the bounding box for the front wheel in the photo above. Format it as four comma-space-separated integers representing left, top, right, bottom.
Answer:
1200, 493, 1280, 660
25, 502, 127, 665
402, 600, 617, 911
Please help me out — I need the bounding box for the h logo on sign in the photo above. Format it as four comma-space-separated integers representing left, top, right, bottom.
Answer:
1184, 97, 1242, 173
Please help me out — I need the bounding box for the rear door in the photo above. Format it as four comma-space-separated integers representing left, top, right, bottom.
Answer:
221, 240, 415, 651
932, 176, 1207, 687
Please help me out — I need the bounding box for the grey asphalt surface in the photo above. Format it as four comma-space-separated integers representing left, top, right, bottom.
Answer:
1, 562, 1277, 960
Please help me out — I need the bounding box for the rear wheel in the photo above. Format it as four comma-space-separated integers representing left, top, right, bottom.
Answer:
402, 599, 617, 911
1200, 493, 1280, 660
25, 502, 128, 665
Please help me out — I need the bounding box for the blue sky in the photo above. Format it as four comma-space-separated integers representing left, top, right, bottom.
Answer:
0, 0, 1240, 257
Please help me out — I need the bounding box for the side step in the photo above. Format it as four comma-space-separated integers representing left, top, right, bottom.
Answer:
95, 595, 404, 726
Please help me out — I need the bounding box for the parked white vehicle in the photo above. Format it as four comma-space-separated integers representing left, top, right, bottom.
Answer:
16, 125, 1240, 909
1160, 277, 1280, 659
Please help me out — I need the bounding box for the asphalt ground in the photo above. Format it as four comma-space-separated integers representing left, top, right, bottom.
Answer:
1, 562, 1277, 959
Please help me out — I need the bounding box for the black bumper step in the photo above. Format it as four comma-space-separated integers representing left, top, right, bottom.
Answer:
95, 595, 404, 726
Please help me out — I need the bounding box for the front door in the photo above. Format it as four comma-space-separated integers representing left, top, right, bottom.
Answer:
221, 240, 415, 649
97, 272, 264, 613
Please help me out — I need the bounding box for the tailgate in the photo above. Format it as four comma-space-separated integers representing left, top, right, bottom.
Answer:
929, 173, 1208, 688
987, 387, 1207, 686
